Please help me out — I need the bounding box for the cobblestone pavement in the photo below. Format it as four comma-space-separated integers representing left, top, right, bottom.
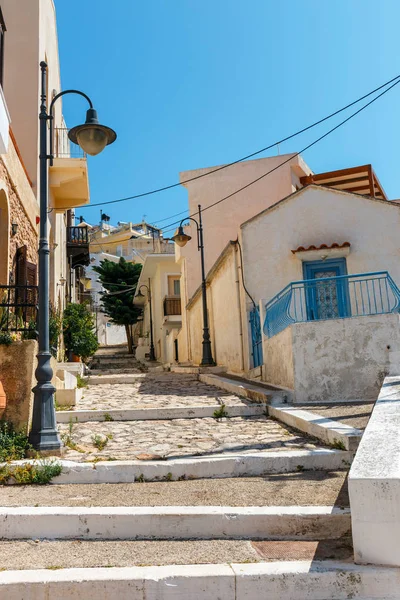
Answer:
58, 415, 320, 462
78, 373, 253, 411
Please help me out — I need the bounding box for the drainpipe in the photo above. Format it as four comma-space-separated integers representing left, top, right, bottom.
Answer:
233, 242, 245, 373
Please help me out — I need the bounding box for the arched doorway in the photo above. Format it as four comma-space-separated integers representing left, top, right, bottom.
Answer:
0, 188, 9, 284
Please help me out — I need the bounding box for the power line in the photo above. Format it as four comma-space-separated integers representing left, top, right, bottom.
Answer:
158, 77, 400, 235
58, 74, 400, 213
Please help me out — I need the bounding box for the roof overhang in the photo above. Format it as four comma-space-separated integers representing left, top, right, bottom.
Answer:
300, 165, 387, 200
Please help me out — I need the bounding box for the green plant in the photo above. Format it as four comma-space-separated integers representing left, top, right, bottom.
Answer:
22, 305, 62, 357
76, 374, 88, 389
63, 302, 99, 361
165, 472, 173, 481
136, 473, 145, 483
0, 421, 30, 461
92, 434, 108, 451
213, 404, 228, 419
92, 258, 142, 354
104, 413, 114, 422
0, 460, 62, 485
332, 439, 346, 451
0, 331, 12, 346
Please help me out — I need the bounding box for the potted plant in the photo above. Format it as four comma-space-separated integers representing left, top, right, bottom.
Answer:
63, 303, 99, 362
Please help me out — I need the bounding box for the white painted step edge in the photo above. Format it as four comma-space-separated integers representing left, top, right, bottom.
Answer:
2, 449, 353, 485
268, 405, 362, 451
0, 562, 398, 600
56, 404, 266, 423
0, 506, 351, 541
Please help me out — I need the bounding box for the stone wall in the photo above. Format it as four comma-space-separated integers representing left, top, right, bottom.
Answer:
0, 158, 38, 279
0, 340, 37, 432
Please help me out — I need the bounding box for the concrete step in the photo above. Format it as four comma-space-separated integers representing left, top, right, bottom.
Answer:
0, 560, 396, 599
0, 505, 351, 541
0, 538, 353, 570
88, 373, 146, 385
0, 471, 349, 508
56, 404, 267, 423
9, 449, 352, 484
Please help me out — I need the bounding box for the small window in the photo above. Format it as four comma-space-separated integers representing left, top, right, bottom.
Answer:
0, 7, 6, 88
168, 276, 180, 296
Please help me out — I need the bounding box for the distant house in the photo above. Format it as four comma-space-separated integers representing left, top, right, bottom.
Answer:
133, 254, 181, 364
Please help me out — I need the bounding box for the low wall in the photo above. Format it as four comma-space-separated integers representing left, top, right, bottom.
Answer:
0, 340, 37, 432
349, 375, 400, 566
263, 313, 400, 403
263, 327, 294, 389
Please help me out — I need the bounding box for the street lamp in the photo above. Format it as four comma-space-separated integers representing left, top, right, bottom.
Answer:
171, 204, 215, 366
137, 280, 156, 361
29, 62, 117, 453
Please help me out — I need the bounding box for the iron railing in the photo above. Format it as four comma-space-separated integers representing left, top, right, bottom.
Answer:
0, 285, 38, 333
67, 226, 89, 246
249, 305, 263, 368
54, 127, 86, 159
164, 296, 181, 316
264, 271, 400, 338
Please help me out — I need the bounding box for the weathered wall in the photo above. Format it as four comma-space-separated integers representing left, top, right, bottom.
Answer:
263, 313, 400, 402
185, 244, 244, 372
0, 340, 37, 432
291, 313, 400, 403
263, 326, 294, 389
0, 140, 39, 283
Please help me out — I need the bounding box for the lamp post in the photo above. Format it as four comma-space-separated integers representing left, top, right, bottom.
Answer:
171, 204, 215, 366
29, 61, 117, 452
137, 280, 156, 361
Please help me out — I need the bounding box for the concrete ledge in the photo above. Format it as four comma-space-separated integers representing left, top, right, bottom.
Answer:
0, 506, 350, 541
55, 404, 266, 423
55, 388, 82, 408
268, 405, 362, 451
171, 366, 227, 375
200, 374, 274, 404
349, 375, 400, 566
0, 562, 398, 600
88, 373, 146, 385
0, 449, 351, 485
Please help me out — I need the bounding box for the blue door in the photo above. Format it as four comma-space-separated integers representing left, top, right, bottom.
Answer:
303, 259, 350, 321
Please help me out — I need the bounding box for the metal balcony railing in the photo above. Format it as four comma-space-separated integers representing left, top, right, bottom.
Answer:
67, 226, 89, 246
54, 127, 86, 159
264, 271, 400, 338
0, 285, 38, 333
164, 296, 181, 316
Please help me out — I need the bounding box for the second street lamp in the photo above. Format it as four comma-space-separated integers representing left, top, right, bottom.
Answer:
171, 204, 215, 367
29, 61, 117, 453
137, 280, 156, 362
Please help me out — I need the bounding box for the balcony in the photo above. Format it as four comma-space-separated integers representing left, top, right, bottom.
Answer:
163, 296, 181, 322
264, 271, 400, 338
0, 284, 38, 333
67, 226, 90, 267
49, 128, 90, 211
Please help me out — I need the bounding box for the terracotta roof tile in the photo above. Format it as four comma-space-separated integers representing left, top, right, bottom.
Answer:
292, 242, 351, 254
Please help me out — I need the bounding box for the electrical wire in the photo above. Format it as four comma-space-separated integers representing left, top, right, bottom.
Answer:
157, 77, 400, 235
56, 73, 400, 214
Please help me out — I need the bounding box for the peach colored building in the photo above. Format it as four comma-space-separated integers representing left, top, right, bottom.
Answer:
175, 154, 312, 363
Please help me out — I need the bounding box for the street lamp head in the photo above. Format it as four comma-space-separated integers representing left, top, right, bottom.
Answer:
68, 108, 117, 156
171, 226, 191, 248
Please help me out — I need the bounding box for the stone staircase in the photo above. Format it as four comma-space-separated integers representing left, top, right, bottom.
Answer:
0, 349, 393, 598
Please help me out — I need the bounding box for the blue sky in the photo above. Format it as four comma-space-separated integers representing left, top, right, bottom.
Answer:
55, 0, 400, 229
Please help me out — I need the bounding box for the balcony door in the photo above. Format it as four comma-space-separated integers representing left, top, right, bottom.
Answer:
303, 258, 350, 321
